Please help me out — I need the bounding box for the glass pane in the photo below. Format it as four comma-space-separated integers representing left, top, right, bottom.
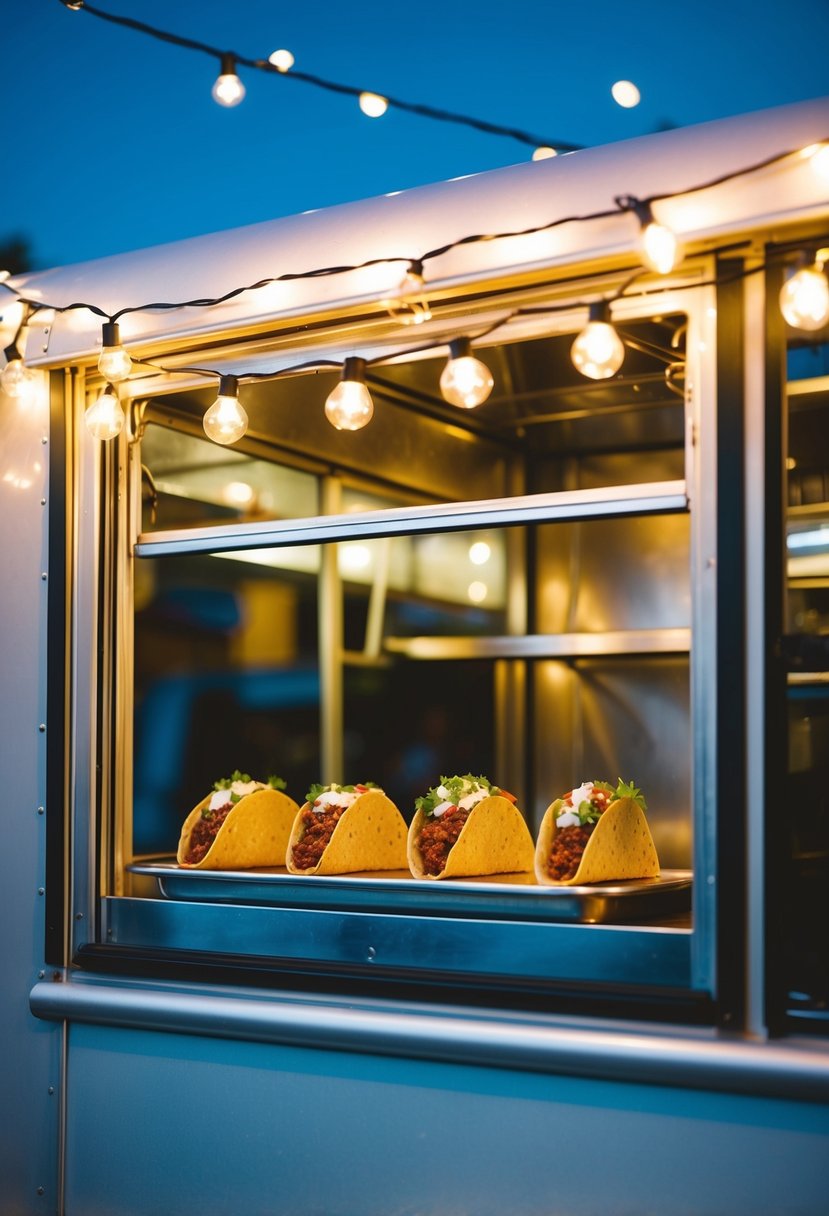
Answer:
140, 424, 319, 532
133, 550, 321, 854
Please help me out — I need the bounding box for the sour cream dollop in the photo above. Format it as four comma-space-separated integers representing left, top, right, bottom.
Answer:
555, 781, 594, 827
208, 779, 264, 811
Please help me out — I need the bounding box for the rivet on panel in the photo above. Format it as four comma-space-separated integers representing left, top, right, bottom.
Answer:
75, 912, 84, 920
38, 888, 44, 896
40, 498, 46, 506
48, 1087, 55, 1095
38, 970, 45, 979
41, 572, 47, 581
37, 806, 44, 815
38, 724, 46, 732
36, 1187, 45, 1196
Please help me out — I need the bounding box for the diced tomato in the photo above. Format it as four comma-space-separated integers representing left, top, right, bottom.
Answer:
499, 789, 517, 803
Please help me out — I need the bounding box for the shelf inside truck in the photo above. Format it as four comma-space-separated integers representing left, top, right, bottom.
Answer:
127, 861, 692, 925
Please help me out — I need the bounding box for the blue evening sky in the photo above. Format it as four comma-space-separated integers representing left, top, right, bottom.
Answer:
3, 0, 829, 271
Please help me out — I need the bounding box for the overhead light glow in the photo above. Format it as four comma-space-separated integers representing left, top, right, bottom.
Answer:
359, 92, 388, 118
779, 256, 829, 331
611, 80, 641, 108
84, 387, 125, 441
469, 541, 491, 565
203, 375, 248, 444
571, 302, 625, 379
325, 357, 374, 430
268, 48, 295, 72
97, 321, 132, 382
439, 338, 494, 408
212, 54, 246, 107
532, 146, 557, 161
468, 581, 488, 604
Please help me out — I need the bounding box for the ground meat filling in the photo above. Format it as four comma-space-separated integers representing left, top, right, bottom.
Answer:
546, 823, 596, 881
418, 806, 472, 876
185, 804, 234, 864
291, 804, 346, 870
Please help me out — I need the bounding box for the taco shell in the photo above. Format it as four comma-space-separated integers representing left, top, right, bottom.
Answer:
286, 789, 408, 875
534, 795, 660, 886
408, 794, 535, 880
177, 787, 301, 869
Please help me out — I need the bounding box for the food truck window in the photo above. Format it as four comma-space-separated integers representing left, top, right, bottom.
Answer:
103, 299, 710, 1013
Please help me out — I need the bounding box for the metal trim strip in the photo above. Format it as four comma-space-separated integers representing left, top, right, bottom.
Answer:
29, 979, 829, 1104
134, 481, 688, 557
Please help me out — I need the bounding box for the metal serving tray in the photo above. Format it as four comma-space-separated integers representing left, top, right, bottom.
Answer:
127, 860, 692, 924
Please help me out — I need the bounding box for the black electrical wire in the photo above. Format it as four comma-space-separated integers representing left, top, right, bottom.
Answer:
1, 138, 825, 331
58, 0, 579, 153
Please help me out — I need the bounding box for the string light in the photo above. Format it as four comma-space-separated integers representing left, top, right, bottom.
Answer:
212, 54, 245, 107
439, 338, 494, 408
84, 386, 125, 440
59, 1, 572, 153
617, 196, 682, 275
97, 321, 133, 382
359, 91, 389, 118
611, 81, 641, 109
571, 302, 625, 379
324, 357, 374, 430
202, 375, 249, 444
268, 49, 294, 72
779, 252, 829, 331
1, 341, 37, 399
382, 261, 432, 325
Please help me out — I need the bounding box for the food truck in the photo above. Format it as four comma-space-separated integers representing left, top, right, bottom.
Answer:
1, 94, 828, 1213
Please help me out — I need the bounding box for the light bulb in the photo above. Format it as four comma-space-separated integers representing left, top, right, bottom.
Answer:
212, 55, 245, 107
571, 303, 625, 380
325, 357, 374, 430
203, 376, 248, 444
84, 388, 125, 441
779, 259, 829, 331
268, 48, 295, 72
382, 262, 431, 325
640, 219, 681, 274
97, 321, 132, 382
611, 80, 641, 108
809, 144, 829, 183
359, 92, 388, 118
1, 348, 36, 399
439, 338, 494, 408
532, 146, 558, 161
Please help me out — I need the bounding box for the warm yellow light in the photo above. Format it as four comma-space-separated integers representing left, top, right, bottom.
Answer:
212, 56, 245, 107
440, 339, 494, 408
611, 80, 641, 108
468, 581, 488, 604
805, 143, 829, 183
222, 481, 255, 507
203, 377, 248, 445
84, 388, 125, 441
640, 220, 682, 274
359, 92, 388, 118
571, 306, 625, 380
325, 358, 374, 430
469, 541, 491, 565
382, 264, 432, 325
98, 322, 132, 382
779, 263, 829, 331
268, 49, 295, 72
532, 146, 557, 161
1, 358, 36, 399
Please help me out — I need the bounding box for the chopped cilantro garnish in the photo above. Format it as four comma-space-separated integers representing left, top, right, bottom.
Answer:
415, 774, 500, 817
267, 775, 287, 791
213, 769, 253, 791
615, 778, 647, 810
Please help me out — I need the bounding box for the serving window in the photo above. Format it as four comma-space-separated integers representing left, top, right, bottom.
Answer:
81, 286, 720, 1015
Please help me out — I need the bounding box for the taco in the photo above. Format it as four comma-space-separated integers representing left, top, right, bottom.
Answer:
286, 782, 408, 875
534, 778, 659, 886
177, 771, 300, 869
408, 774, 534, 880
